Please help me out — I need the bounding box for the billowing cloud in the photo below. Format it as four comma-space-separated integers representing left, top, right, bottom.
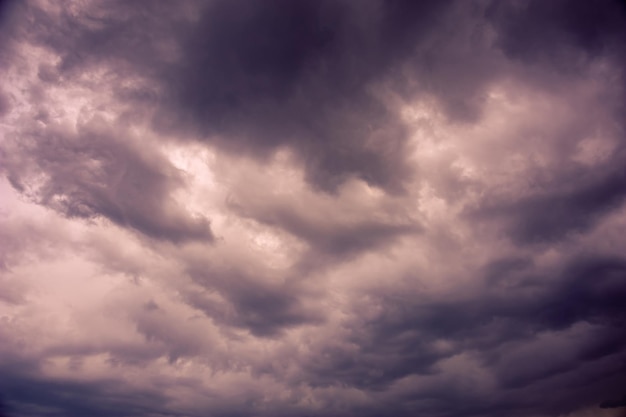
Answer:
1, 1, 625, 416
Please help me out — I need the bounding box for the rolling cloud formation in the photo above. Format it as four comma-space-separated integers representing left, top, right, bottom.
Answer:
1, 1, 626, 416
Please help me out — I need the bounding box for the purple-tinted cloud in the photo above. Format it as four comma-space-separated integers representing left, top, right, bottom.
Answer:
0, 1, 625, 417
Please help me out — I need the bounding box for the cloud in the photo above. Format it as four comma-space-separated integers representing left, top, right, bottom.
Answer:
0, 0, 625, 416
487, 0, 626, 69
1, 116, 213, 243
601, 395, 626, 409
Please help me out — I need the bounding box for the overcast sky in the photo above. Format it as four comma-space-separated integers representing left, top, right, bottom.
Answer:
1, 1, 626, 416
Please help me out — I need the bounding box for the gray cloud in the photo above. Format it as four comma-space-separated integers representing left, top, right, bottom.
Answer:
1, 0, 626, 416
601, 395, 626, 409
1, 116, 213, 243
184, 267, 322, 338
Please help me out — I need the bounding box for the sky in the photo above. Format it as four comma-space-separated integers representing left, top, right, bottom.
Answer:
0, 0, 626, 416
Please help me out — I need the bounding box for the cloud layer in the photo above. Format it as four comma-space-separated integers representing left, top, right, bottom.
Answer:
1, 1, 625, 416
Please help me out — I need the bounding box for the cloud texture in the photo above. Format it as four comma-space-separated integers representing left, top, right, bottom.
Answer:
1, 1, 625, 416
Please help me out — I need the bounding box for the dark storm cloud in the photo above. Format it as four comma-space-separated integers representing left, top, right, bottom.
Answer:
155, 0, 517, 187
14, 0, 625, 197
601, 395, 626, 409
486, 0, 626, 138
0, 0, 17, 31
511, 168, 626, 243
1, 117, 213, 243
229, 196, 419, 258
295, 253, 626, 409
185, 260, 321, 337
465, 78, 626, 245
7, 0, 467, 192
473, 159, 626, 245
1, 0, 626, 417
0, 368, 169, 417
487, 0, 626, 69
0, 90, 9, 119
525, 257, 626, 330
159, 0, 453, 191
479, 0, 626, 245
186, 285, 319, 338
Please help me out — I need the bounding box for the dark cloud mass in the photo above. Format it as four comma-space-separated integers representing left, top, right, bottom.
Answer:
1, 0, 626, 416
161, 0, 445, 191
2, 116, 213, 242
